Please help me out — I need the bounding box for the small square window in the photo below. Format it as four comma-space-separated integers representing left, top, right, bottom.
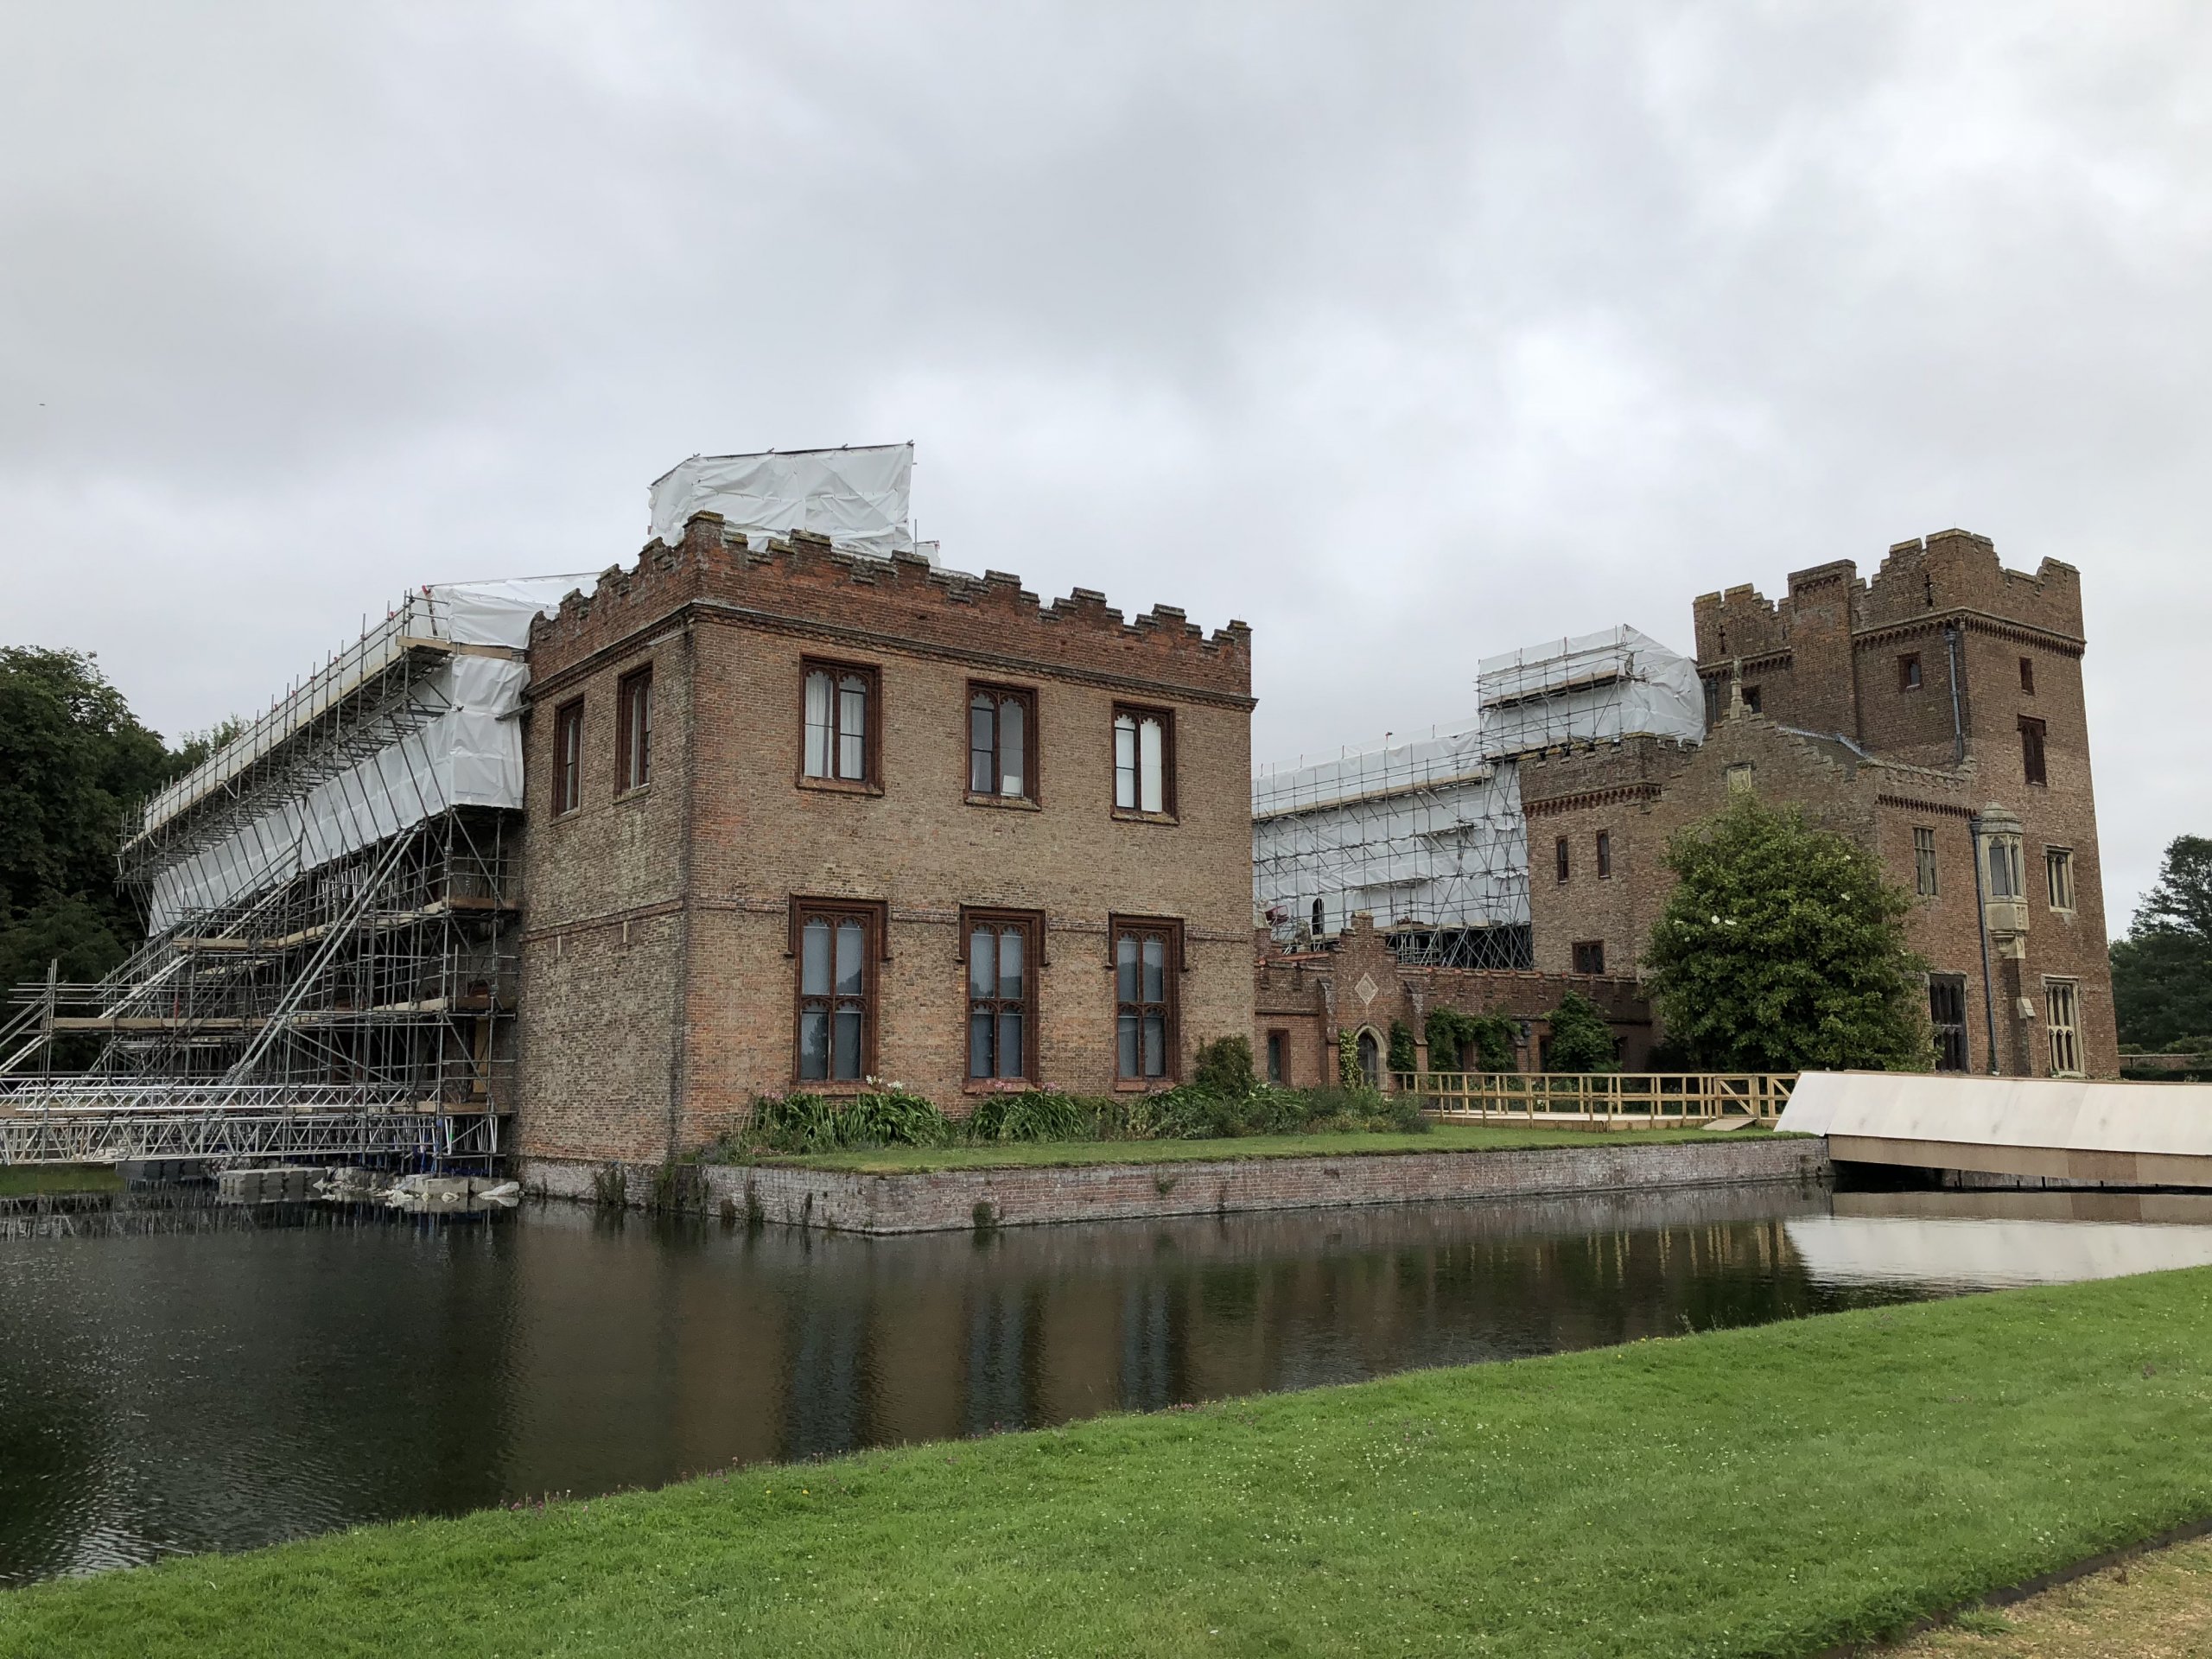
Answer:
1113, 707, 1175, 817
802, 660, 880, 786
1897, 653, 1922, 691
968, 683, 1038, 801
2019, 656, 2035, 695
1572, 940, 1605, 976
1595, 830, 1612, 879
1742, 684, 1763, 715
552, 698, 583, 816
616, 668, 652, 792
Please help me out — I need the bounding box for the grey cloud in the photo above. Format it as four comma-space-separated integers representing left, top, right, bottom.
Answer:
3, 0, 2207, 918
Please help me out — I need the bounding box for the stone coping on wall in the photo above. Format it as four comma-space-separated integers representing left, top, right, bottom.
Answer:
520, 1135, 1829, 1236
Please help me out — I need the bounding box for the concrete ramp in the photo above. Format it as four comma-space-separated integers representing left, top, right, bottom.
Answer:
1777, 1071, 2212, 1188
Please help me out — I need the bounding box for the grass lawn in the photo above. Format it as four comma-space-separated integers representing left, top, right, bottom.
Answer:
5, 1267, 2211, 1657
733, 1121, 1764, 1173
1897, 1531, 2212, 1655
0, 1163, 121, 1197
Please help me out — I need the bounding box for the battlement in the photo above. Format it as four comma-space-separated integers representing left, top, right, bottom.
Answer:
1694, 530, 2084, 664
1693, 581, 1796, 664
529, 511, 1254, 702
1859, 529, 2083, 640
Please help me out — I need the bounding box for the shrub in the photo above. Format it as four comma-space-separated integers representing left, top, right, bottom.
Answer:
1147, 1084, 1248, 1140
837, 1089, 953, 1148
742, 1089, 952, 1153
1387, 1020, 1417, 1077
1425, 1007, 1516, 1072
748, 1091, 842, 1153
968, 1090, 1092, 1142
1380, 1090, 1429, 1134
1545, 991, 1619, 1074
1192, 1035, 1257, 1097
1337, 1029, 1362, 1089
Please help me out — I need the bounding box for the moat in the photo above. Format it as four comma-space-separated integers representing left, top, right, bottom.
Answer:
5, 1182, 2212, 1586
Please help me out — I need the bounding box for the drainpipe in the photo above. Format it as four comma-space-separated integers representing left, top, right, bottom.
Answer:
1968, 814, 2000, 1076
1942, 624, 1966, 766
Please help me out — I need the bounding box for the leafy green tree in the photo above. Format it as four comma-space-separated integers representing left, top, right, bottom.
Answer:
1643, 795, 1930, 1072
1542, 990, 1618, 1073
0, 649, 214, 990
2111, 836, 2212, 1051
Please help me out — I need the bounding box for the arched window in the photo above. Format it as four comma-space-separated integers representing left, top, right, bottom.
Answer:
1356, 1028, 1381, 1088
1311, 898, 1325, 935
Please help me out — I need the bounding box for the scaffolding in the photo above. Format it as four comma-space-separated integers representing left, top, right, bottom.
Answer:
1251, 626, 1703, 969
3, 446, 927, 1166
2, 579, 576, 1163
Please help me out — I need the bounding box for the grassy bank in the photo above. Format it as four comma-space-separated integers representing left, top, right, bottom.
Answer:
0, 1163, 121, 1197
1897, 1532, 2212, 1654
5, 1268, 2210, 1657
747, 1121, 1755, 1173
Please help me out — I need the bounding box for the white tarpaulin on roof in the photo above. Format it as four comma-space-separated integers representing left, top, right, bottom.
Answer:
145, 578, 578, 931
647, 443, 916, 557
1476, 625, 1702, 759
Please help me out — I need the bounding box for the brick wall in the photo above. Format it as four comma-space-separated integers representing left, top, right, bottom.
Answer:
1573, 528, 2113, 1076
1254, 913, 1655, 1076
518, 515, 1256, 1165
522, 1134, 1829, 1233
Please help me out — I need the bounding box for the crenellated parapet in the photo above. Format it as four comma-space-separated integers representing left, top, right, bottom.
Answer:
1859, 529, 2083, 646
1693, 582, 1794, 667
528, 511, 1254, 703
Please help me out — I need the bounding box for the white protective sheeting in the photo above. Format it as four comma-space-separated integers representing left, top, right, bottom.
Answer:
142, 577, 581, 931
647, 443, 917, 557
1776, 1071, 2212, 1158
1249, 624, 1700, 937
1251, 727, 1529, 935
1476, 625, 1703, 760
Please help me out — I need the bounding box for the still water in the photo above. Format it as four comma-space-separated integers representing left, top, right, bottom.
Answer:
6, 1181, 2212, 1585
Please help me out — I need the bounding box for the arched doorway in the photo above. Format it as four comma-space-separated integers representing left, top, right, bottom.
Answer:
1356, 1027, 1382, 1089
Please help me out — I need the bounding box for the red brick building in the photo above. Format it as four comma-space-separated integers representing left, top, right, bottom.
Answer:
1260, 530, 2117, 1081
515, 512, 1255, 1167
1527, 529, 2114, 1077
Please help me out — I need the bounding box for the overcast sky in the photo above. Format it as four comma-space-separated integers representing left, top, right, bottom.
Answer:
4, 2, 2208, 924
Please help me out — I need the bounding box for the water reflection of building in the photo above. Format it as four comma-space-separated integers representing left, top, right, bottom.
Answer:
499, 1186, 1846, 1473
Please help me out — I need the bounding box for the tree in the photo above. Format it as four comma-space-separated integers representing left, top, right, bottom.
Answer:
0, 649, 211, 990
2112, 836, 2212, 1051
1543, 990, 1618, 1073
1643, 795, 1930, 1072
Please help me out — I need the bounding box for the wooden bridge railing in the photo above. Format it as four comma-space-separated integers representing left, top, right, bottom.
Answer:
1404, 1071, 1797, 1127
